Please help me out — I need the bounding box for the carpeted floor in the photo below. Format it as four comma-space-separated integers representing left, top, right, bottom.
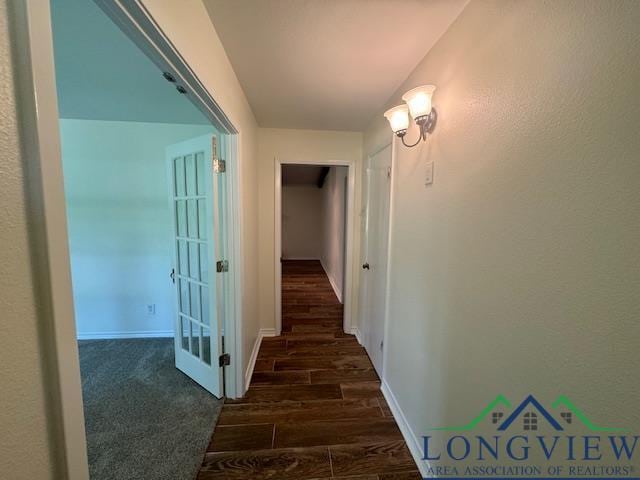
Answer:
79, 338, 223, 480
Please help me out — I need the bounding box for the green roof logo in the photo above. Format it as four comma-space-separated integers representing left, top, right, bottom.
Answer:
431, 394, 626, 432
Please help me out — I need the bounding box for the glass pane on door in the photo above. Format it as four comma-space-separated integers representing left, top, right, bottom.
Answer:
174, 157, 185, 197
202, 326, 211, 365
180, 317, 189, 351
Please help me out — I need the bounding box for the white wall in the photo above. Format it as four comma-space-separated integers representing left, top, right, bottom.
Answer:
0, 1, 61, 476
258, 128, 362, 331
60, 119, 213, 338
320, 166, 348, 302
141, 0, 260, 381
282, 185, 322, 260
363, 0, 640, 472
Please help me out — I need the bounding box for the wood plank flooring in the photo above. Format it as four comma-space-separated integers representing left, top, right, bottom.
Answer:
196, 260, 420, 480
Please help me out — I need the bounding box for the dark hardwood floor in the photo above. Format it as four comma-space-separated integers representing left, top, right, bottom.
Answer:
197, 260, 420, 480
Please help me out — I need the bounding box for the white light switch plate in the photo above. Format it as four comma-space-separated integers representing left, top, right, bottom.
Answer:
425, 161, 434, 186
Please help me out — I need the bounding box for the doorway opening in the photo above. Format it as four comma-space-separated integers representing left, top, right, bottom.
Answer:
49, 0, 239, 478
280, 164, 348, 336
275, 161, 357, 336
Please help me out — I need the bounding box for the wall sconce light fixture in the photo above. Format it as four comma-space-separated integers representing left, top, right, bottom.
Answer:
384, 85, 436, 148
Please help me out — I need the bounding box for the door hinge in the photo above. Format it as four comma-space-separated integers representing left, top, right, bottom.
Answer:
219, 353, 231, 367
213, 159, 226, 173
212, 136, 226, 173
387, 167, 392, 179
216, 260, 229, 272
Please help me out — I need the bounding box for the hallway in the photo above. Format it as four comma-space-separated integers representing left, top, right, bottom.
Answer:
197, 260, 420, 479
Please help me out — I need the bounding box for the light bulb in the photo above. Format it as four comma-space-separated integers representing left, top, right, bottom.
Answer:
402, 85, 436, 120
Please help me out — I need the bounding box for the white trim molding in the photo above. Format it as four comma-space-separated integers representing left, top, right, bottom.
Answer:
350, 326, 363, 345
320, 259, 343, 304
77, 330, 174, 340
244, 328, 277, 393
380, 139, 397, 388
381, 380, 431, 478
13, 2, 90, 478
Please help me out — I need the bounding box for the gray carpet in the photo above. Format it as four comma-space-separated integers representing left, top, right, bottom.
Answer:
78, 338, 222, 480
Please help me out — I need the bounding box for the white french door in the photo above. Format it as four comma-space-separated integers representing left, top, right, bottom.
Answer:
167, 134, 225, 397
361, 144, 392, 375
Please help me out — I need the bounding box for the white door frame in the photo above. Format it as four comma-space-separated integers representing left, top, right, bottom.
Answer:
14, 1, 244, 478
381, 139, 398, 382
274, 158, 357, 336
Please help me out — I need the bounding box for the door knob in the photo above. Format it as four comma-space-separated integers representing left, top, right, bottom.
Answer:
362, 263, 370, 270
170, 268, 175, 283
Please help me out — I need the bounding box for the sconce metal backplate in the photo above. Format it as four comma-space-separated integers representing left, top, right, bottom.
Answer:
398, 109, 437, 148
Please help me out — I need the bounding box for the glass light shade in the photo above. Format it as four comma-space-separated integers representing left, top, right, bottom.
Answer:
384, 105, 410, 134
402, 85, 436, 120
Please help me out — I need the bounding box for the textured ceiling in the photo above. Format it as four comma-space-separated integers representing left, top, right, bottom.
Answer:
204, 0, 468, 131
51, 0, 209, 125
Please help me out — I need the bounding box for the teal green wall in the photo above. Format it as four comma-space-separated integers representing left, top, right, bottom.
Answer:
60, 119, 214, 338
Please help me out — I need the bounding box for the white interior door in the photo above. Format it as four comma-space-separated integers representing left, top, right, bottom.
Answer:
167, 134, 224, 397
361, 144, 392, 375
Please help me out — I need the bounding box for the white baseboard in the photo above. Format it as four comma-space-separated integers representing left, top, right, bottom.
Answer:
244, 328, 277, 393
282, 256, 320, 261
381, 379, 431, 478
351, 326, 362, 344
260, 328, 277, 337
320, 259, 343, 303
77, 330, 173, 340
